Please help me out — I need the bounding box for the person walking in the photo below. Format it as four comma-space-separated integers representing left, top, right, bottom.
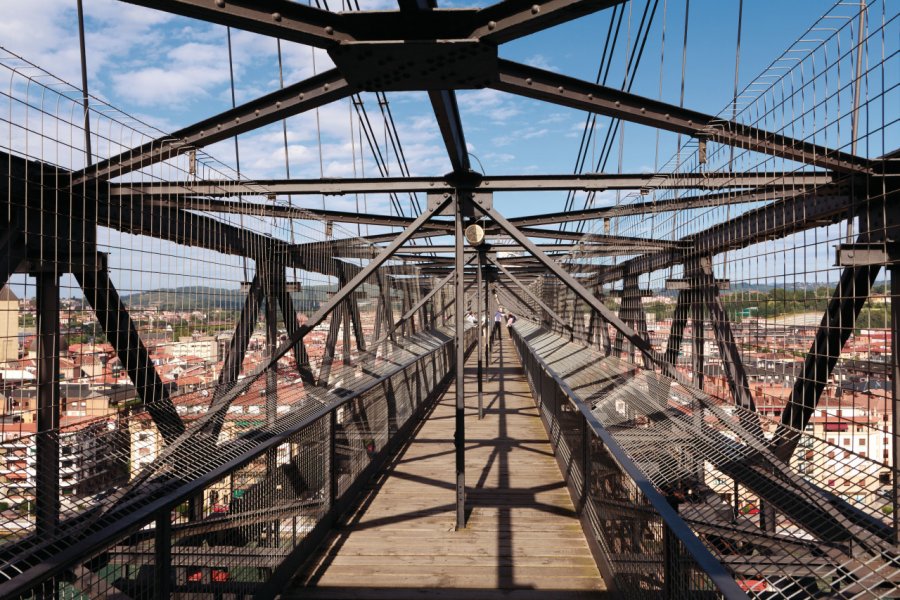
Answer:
490, 308, 504, 344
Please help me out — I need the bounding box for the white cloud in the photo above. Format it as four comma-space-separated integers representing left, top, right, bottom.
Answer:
457, 89, 522, 122
524, 54, 557, 71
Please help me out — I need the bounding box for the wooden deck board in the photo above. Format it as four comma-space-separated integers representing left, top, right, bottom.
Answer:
286, 338, 608, 599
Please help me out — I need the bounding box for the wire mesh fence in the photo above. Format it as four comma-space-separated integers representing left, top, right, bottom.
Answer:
0, 41, 477, 597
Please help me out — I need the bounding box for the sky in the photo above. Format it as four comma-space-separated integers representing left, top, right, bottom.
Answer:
1, 0, 896, 294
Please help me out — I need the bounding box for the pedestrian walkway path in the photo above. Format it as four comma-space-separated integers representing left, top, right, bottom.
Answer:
286, 335, 607, 599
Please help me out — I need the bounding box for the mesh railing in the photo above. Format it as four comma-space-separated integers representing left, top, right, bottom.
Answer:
512, 319, 900, 598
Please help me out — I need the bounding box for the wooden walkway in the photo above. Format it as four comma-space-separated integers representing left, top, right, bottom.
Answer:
287, 336, 608, 599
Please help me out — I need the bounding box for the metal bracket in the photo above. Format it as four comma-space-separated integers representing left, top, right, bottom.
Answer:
23, 252, 107, 275
241, 280, 301, 293
427, 191, 491, 217
835, 242, 899, 267
607, 288, 653, 298
665, 278, 730, 290
329, 40, 497, 92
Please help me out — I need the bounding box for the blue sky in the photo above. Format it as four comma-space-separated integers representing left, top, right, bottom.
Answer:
1, 0, 896, 294
0, 0, 840, 190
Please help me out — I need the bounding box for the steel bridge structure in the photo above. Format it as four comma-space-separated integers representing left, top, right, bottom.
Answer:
0, 0, 899, 598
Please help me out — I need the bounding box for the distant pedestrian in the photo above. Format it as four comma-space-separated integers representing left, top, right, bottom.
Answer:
490, 308, 503, 343
506, 313, 517, 328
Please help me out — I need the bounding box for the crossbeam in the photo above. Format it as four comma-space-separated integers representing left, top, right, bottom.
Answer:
108, 172, 832, 197
492, 59, 872, 174
71, 69, 354, 185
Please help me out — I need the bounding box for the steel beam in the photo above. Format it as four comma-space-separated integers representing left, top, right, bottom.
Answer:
216, 274, 263, 394
120, 0, 351, 48
892, 265, 900, 542
454, 195, 467, 530
275, 272, 317, 386
471, 197, 669, 370
473, 0, 626, 43
35, 270, 60, 538
75, 265, 185, 444
594, 188, 853, 286
492, 59, 871, 174
431, 90, 471, 173
184, 195, 455, 443
490, 257, 571, 331
0, 227, 25, 290
695, 258, 756, 413
476, 252, 484, 419
317, 303, 343, 386
507, 186, 824, 227
372, 264, 462, 347
108, 172, 832, 198
771, 263, 881, 461
71, 69, 353, 185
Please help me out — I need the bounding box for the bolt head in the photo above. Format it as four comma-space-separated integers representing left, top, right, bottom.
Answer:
272, 12, 282, 21
487, 20, 496, 30
531, 4, 540, 14
215, 0, 225, 7
325, 25, 334, 35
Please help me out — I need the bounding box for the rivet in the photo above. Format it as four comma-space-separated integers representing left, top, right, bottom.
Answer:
688, 119, 693, 126
299, 93, 305, 100
215, 0, 225, 7
665, 113, 670, 119
254, 109, 259, 116
641, 107, 646, 113
325, 25, 334, 35
526, 78, 533, 85
558, 86, 564, 93
323, 83, 329, 90
276, 101, 281, 108
235, 117, 240, 123
615, 101, 620, 107
587, 93, 593, 100
487, 20, 496, 30
531, 4, 540, 14
272, 12, 282, 21
217, 124, 222, 129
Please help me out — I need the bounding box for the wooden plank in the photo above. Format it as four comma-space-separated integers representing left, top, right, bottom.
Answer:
289, 338, 606, 597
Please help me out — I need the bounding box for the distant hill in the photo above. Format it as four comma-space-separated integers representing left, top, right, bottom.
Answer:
119, 284, 338, 312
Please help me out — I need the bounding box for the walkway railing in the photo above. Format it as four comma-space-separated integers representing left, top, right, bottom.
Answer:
512, 321, 746, 599
0, 326, 475, 599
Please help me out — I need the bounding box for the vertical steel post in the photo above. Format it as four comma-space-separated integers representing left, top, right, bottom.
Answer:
264, 269, 280, 545
892, 265, 900, 542
35, 270, 60, 538
692, 289, 705, 390
330, 409, 339, 512
476, 251, 484, 420
155, 511, 172, 598
454, 194, 466, 530
484, 264, 491, 363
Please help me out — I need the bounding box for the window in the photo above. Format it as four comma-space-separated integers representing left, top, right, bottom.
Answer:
859, 438, 866, 446
828, 438, 835, 445
828, 479, 836, 486
843, 438, 851, 446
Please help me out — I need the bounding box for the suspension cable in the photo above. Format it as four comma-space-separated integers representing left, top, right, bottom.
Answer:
75, 0, 92, 165
226, 26, 250, 282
